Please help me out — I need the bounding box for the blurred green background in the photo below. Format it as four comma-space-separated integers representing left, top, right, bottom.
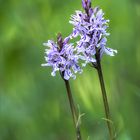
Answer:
0, 0, 140, 139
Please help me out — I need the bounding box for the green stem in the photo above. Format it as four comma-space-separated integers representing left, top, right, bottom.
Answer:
64, 80, 82, 140
95, 54, 114, 140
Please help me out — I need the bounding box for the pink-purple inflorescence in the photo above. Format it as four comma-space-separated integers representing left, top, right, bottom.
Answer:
42, 0, 117, 79
42, 35, 82, 80
69, 0, 117, 66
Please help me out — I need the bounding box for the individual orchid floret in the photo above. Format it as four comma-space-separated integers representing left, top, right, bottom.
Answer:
69, 0, 117, 66
42, 33, 83, 80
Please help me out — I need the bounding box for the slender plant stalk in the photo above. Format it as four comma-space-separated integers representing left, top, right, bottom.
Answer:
95, 53, 114, 140
64, 79, 82, 140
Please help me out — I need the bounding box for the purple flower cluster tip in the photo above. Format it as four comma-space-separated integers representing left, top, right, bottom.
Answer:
82, 0, 91, 11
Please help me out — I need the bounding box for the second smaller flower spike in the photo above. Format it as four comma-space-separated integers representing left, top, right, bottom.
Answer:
42, 34, 83, 80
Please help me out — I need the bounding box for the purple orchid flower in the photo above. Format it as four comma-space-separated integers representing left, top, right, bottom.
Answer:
42, 34, 82, 80
69, 0, 117, 66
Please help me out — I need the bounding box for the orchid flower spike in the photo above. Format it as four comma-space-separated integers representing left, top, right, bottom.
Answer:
70, 0, 117, 66
42, 33, 83, 80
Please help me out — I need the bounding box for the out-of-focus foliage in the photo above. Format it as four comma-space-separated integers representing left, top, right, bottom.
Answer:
0, 0, 140, 140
